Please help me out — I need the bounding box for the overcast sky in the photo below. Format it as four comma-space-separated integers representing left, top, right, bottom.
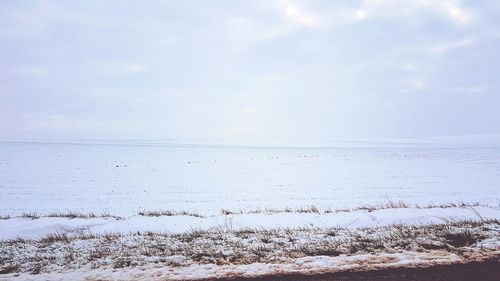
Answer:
1, 0, 500, 140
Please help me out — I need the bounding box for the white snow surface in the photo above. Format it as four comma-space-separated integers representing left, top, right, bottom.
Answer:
1, 138, 500, 280
1, 138, 499, 217
1, 206, 500, 240
1, 138, 500, 239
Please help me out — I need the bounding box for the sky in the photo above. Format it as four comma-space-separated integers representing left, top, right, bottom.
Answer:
1, 0, 500, 140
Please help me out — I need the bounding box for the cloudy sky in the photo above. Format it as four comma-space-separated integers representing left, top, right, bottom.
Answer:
1, 0, 499, 140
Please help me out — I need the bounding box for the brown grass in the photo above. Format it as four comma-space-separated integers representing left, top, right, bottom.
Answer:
138, 210, 204, 218
220, 201, 486, 216
2, 219, 497, 274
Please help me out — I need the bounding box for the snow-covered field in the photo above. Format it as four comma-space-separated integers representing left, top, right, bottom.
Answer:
0, 138, 499, 280
1, 139, 499, 217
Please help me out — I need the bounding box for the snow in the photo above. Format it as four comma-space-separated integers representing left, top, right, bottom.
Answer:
1, 138, 499, 280
1, 249, 497, 281
1, 206, 499, 240
1, 139, 499, 217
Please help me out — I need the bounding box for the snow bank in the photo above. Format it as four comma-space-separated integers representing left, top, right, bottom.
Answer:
2, 206, 499, 240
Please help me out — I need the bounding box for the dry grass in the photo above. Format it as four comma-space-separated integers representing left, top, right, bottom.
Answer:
138, 210, 204, 218
17, 211, 122, 220
3, 201, 487, 221
0, 214, 11, 220
47, 211, 121, 220
1, 201, 495, 275
1, 219, 498, 274
0, 265, 19, 274
220, 201, 486, 216
21, 211, 40, 220
443, 228, 483, 247
39, 231, 71, 243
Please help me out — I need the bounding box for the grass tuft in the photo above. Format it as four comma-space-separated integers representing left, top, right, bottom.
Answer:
0, 214, 11, 220
39, 231, 70, 243
21, 212, 40, 220
0, 265, 20, 274
443, 228, 484, 247
138, 210, 204, 218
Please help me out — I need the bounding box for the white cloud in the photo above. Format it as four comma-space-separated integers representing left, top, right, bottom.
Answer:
123, 64, 149, 74
224, 1, 320, 47
231, 127, 253, 134
16, 66, 48, 76
440, 1, 470, 24
450, 85, 486, 93
400, 62, 418, 72
353, 0, 471, 25
242, 106, 260, 114
2, 1, 499, 139
355, 9, 367, 20
430, 37, 474, 54
277, 0, 319, 27
401, 79, 426, 92
35, 114, 135, 133
225, 17, 295, 44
